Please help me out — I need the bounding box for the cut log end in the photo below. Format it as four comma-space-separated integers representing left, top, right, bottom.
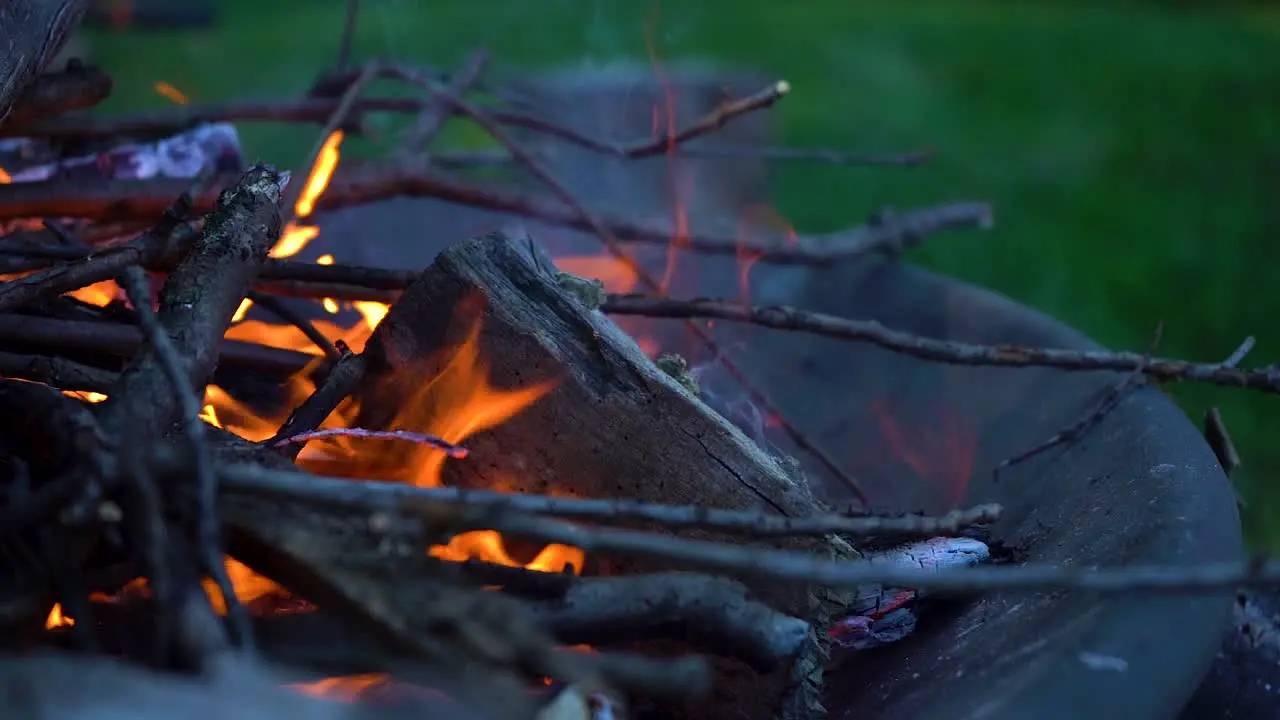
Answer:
358, 230, 822, 522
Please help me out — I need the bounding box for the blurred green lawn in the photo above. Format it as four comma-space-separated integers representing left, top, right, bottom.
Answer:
86, 0, 1280, 547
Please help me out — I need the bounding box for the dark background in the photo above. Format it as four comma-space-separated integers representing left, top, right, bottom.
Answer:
79, 0, 1280, 547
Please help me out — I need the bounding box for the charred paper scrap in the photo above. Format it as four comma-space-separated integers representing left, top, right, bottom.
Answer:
829, 537, 990, 651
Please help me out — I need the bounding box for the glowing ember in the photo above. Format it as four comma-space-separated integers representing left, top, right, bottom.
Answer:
44, 603, 73, 629
66, 279, 120, 307
153, 81, 189, 105
0, 166, 10, 183
289, 674, 386, 703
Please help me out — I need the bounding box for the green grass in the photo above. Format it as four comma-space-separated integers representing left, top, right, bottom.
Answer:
87, 0, 1280, 547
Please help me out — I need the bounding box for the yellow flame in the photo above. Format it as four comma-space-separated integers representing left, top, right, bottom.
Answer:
353, 301, 389, 330
44, 604, 73, 629
231, 298, 253, 323
269, 131, 344, 260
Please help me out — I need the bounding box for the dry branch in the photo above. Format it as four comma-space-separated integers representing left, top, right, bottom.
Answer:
0, 0, 88, 124
0, 160, 991, 265
601, 296, 1280, 393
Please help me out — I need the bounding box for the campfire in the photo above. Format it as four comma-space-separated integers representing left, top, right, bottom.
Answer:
0, 2, 1273, 719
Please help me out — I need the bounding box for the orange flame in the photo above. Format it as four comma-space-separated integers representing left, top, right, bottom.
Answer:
0, 166, 10, 183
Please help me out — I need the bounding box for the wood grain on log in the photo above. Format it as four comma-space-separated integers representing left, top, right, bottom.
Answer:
352, 231, 853, 720
0, 0, 88, 124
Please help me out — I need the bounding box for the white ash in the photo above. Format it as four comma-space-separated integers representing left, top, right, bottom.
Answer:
830, 536, 991, 651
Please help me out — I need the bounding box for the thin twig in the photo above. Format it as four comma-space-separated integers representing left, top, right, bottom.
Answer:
244, 291, 340, 361
493, 81, 792, 160
266, 344, 366, 455
336, 0, 361, 71
270, 427, 468, 458
601, 296, 1280, 393
1204, 407, 1241, 479
481, 508, 1280, 595
1224, 336, 1256, 369
993, 322, 1163, 479
0, 193, 193, 313
212, 461, 999, 538
118, 264, 253, 651
387, 65, 869, 503
399, 48, 490, 154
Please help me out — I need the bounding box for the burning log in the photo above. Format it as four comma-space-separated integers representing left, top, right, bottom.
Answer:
346, 230, 855, 719
0, 0, 88, 124
354, 231, 848, 555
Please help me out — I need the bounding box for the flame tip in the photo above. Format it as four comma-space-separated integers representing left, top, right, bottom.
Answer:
775, 80, 791, 96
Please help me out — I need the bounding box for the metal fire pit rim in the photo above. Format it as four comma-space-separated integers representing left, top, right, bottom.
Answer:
810, 260, 1245, 720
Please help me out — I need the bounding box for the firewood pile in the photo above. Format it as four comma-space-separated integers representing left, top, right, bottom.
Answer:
4, 2, 1280, 719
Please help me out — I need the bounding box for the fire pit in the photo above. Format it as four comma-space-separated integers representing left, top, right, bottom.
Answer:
0, 3, 1258, 719
790, 258, 1243, 719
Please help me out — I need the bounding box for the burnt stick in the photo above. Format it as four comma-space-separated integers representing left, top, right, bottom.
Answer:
0, 313, 315, 376
118, 263, 252, 652
265, 344, 365, 458
97, 166, 287, 652
0, 191, 193, 313
97, 163, 284, 428
0, 349, 116, 393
